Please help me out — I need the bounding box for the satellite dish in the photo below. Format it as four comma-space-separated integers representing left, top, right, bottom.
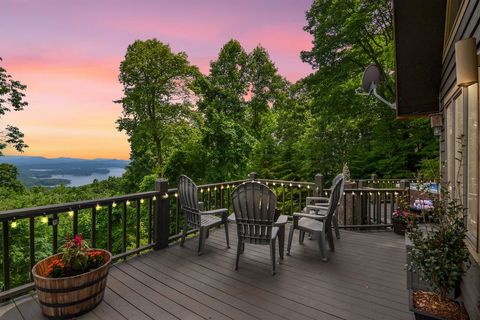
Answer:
361, 64, 383, 94
356, 64, 396, 110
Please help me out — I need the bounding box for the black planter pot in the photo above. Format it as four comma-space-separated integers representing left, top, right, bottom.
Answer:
408, 290, 468, 320
392, 218, 406, 235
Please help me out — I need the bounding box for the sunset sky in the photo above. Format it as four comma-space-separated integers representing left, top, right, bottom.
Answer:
1, 0, 313, 160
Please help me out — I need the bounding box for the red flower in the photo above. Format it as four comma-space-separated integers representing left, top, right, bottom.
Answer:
74, 234, 83, 246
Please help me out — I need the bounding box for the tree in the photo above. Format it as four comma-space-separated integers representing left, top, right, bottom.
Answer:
116, 39, 199, 177
0, 163, 24, 192
0, 57, 28, 154
246, 46, 288, 138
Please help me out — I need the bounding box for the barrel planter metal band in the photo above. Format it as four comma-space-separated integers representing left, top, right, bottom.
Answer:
32, 249, 112, 319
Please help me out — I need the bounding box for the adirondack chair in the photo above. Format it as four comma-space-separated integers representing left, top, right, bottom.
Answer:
287, 175, 344, 261
178, 175, 230, 255
231, 182, 284, 275
304, 173, 345, 239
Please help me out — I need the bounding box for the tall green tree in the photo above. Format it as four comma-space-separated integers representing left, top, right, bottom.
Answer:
0, 57, 28, 154
194, 40, 253, 182
116, 39, 199, 178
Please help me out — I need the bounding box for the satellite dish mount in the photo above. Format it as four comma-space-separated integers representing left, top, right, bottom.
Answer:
355, 64, 396, 110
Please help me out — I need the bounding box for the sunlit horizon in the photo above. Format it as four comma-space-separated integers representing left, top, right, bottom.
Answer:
1, 0, 313, 160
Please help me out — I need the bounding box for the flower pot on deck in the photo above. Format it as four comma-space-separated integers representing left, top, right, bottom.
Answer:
409, 290, 468, 320
32, 249, 112, 319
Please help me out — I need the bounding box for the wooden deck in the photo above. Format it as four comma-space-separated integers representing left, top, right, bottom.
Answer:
0, 225, 413, 320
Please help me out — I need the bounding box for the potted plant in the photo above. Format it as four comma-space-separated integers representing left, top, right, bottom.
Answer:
392, 209, 409, 235
407, 193, 470, 320
32, 234, 112, 319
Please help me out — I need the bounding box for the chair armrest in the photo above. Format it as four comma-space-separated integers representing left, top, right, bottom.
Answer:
275, 215, 288, 226
228, 213, 236, 223
200, 208, 228, 216
306, 196, 329, 204
293, 212, 326, 220
306, 205, 328, 213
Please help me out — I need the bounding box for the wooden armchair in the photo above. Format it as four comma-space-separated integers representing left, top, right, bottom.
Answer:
287, 175, 344, 261
178, 175, 230, 255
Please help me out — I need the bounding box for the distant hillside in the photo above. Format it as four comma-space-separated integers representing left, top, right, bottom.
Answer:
0, 156, 129, 187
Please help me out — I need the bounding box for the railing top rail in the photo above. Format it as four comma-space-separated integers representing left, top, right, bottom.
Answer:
256, 178, 315, 186
0, 190, 159, 221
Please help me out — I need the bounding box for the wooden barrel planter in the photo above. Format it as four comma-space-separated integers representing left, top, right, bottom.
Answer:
32, 249, 112, 319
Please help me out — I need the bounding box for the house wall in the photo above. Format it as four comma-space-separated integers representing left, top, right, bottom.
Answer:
440, 1, 480, 318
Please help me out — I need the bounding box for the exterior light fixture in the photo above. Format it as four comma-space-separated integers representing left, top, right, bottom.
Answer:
455, 38, 479, 87
430, 113, 443, 137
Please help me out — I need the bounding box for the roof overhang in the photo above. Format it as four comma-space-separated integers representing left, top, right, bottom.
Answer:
393, 0, 447, 119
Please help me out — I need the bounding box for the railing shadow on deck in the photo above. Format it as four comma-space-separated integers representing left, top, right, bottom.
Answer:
0, 172, 414, 300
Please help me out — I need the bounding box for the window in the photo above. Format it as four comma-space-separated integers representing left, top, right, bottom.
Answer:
445, 84, 479, 251
467, 83, 479, 247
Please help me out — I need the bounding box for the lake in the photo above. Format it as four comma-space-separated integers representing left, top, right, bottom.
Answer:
50, 167, 126, 187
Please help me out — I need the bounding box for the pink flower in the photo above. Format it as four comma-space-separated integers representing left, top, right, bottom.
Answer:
74, 234, 83, 246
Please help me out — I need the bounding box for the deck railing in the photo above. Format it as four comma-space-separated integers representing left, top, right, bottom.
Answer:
0, 173, 410, 300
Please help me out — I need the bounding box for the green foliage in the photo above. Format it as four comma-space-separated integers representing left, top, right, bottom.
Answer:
116, 39, 200, 178
0, 57, 28, 154
0, 163, 24, 192
408, 191, 470, 300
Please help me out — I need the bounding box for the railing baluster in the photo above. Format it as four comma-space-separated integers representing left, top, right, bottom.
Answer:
148, 198, 153, 244
29, 217, 35, 281
122, 201, 127, 254
2, 220, 10, 290
136, 200, 141, 248
175, 196, 179, 236
299, 188, 302, 212
290, 185, 293, 215
73, 209, 78, 236
282, 184, 285, 215
107, 204, 113, 253
52, 213, 58, 254
91, 207, 97, 248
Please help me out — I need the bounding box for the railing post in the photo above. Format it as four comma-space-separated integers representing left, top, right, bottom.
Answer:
315, 174, 323, 196
371, 173, 377, 187
399, 179, 411, 206
154, 178, 169, 250
248, 172, 257, 180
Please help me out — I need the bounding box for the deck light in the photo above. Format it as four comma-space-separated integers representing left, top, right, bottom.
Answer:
41, 216, 49, 224
455, 38, 479, 87
289, 183, 292, 187
306, 185, 310, 189
174, 193, 178, 197
140, 199, 145, 204
68, 210, 74, 217
11, 221, 17, 229
152, 196, 157, 201
162, 193, 169, 199
112, 202, 117, 207
96, 204, 101, 210
298, 184, 301, 188
126, 200, 131, 206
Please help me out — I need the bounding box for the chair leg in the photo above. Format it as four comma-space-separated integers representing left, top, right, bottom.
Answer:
278, 226, 284, 260
235, 239, 242, 270
333, 214, 341, 239
287, 225, 294, 255
224, 222, 230, 248
299, 230, 305, 244
318, 232, 328, 262
327, 229, 335, 252
180, 224, 188, 247
198, 227, 207, 256
270, 239, 276, 275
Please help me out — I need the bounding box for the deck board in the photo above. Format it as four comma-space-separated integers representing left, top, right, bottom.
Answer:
0, 225, 413, 320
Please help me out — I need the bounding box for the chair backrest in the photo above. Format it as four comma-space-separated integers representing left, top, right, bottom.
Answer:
178, 175, 201, 228
231, 182, 277, 245
324, 175, 344, 228
331, 173, 345, 206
